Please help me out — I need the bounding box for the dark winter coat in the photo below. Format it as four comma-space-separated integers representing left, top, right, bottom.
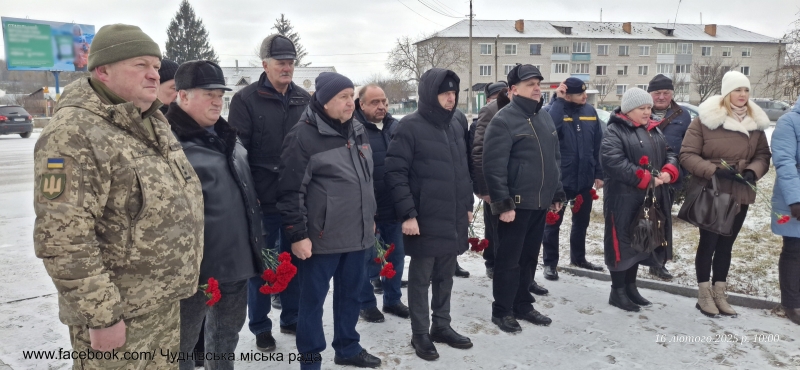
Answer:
228, 72, 311, 214
384, 68, 473, 258
471, 94, 510, 196
680, 95, 771, 206
600, 110, 679, 271
277, 105, 376, 254
354, 100, 400, 223
483, 95, 565, 214
656, 101, 693, 188
166, 102, 265, 283
547, 98, 604, 193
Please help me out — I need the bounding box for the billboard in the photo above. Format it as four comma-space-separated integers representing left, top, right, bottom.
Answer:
2, 17, 95, 72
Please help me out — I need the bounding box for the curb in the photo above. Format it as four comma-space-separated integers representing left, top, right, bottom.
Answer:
557, 265, 781, 310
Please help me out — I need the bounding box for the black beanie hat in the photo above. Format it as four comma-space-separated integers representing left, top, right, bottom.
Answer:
647, 74, 674, 92
159, 59, 179, 84
438, 75, 459, 94
315, 72, 355, 105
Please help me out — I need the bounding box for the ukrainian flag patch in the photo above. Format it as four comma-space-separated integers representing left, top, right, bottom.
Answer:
47, 158, 65, 169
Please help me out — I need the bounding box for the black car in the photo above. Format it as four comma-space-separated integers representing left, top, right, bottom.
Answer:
0, 105, 33, 138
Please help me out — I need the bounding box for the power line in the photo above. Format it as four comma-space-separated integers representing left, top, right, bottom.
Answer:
431, 0, 461, 15
395, 0, 445, 26
417, 0, 462, 18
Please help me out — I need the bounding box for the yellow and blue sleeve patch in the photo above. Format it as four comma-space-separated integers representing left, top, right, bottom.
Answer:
47, 158, 65, 169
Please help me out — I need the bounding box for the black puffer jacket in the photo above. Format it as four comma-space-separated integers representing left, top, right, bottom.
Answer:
228, 73, 311, 214
354, 100, 400, 223
166, 103, 265, 283
277, 104, 376, 254
472, 93, 510, 196
384, 68, 473, 257
483, 95, 565, 213
600, 110, 678, 270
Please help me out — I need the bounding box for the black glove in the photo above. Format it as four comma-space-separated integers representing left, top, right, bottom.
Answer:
741, 170, 756, 185
791, 203, 800, 221
714, 168, 740, 181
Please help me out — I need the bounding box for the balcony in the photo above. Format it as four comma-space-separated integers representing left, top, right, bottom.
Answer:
571, 53, 591, 62
551, 53, 570, 61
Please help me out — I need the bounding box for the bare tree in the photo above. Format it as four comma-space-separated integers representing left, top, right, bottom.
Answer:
387, 35, 469, 83
591, 76, 617, 106
692, 56, 741, 103
359, 73, 414, 104
759, 16, 800, 100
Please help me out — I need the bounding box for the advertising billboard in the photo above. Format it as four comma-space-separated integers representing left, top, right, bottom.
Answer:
2, 17, 95, 72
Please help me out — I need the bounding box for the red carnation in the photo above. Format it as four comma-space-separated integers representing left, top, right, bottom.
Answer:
278, 251, 292, 263
590, 189, 599, 200
374, 257, 382, 264
778, 215, 791, 224
262, 269, 277, 285
639, 156, 649, 166
636, 169, 645, 179
546, 211, 560, 225
384, 243, 395, 261
203, 277, 222, 306
259, 252, 298, 295
572, 194, 584, 213
470, 238, 490, 252
379, 262, 397, 279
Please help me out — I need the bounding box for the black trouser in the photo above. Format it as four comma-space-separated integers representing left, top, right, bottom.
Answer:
408, 253, 457, 334
781, 237, 800, 309
695, 205, 749, 283
492, 209, 546, 318
483, 202, 497, 268
542, 187, 593, 267
610, 263, 640, 288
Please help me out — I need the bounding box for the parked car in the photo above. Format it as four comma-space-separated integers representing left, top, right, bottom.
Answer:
0, 105, 33, 138
752, 99, 790, 121
677, 102, 699, 120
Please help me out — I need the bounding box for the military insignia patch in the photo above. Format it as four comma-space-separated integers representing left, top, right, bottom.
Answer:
41, 174, 66, 200
47, 158, 65, 169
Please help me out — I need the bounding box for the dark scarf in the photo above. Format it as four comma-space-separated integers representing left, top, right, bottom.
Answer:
311, 99, 352, 138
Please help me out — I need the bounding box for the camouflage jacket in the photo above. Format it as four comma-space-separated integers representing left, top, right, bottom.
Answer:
33, 78, 204, 329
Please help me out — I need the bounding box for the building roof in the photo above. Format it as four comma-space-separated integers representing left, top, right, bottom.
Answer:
219, 66, 337, 93
426, 20, 781, 43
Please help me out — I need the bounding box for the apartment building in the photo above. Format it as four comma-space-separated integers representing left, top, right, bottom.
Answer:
419, 20, 784, 108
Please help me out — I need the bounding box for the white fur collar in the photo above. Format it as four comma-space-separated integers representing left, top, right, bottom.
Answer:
697, 95, 771, 136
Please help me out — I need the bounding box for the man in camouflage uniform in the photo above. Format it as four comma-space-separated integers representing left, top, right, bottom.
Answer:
33, 24, 204, 368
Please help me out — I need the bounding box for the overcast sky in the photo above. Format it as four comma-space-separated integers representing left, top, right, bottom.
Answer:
1, 0, 798, 82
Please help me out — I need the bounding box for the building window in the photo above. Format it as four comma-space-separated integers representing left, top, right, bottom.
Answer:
722, 46, 732, 57
742, 47, 752, 57
698, 65, 711, 75
638, 65, 649, 76
504, 44, 517, 55
597, 44, 609, 56
740, 66, 750, 76
701, 46, 713, 56
676, 64, 691, 74
657, 64, 673, 74
657, 43, 676, 54
480, 44, 493, 55
529, 44, 542, 55
596, 65, 607, 76
675, 84, 690, 95
573, 42, 589, 53
503, 65, 515, 75
677, 43, 693, 55
553, 45, 570, 54
479, 65, 492, 76
616, 84, 627, 95
619, 45, 630, 56
573, 63, 589, 74
596, 84, 607, 95
637, 84, 649, 91
617, 65, 629, 76
553, 63, 569, 74
639, 45, 650, 56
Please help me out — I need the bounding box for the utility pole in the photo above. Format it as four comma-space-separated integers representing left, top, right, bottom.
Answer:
467, 0, 473, 118
494, 34, 499, 83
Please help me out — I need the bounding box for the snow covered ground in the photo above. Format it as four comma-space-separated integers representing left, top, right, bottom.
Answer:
1, 132, 799, 369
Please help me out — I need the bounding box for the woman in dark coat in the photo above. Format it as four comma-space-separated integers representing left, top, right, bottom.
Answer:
601, 88, 679, 312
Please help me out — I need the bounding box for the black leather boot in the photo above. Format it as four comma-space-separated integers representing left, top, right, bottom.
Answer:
454, 263, 470, 278
430, 326, 473, 349
609, 287, 640, 312
625, 283, 652, 307
333, 349, 381, 368
491, 315, 522, 333
411, 334, 439, 361
786, 307, 800, 325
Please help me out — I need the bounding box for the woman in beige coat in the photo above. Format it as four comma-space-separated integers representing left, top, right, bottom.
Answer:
680, 71, 771, 318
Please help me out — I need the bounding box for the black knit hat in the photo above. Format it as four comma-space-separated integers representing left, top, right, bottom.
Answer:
438, 75, 459, 94
484, 81, 508, 98
647, 74, 674, 92
507, 64, 543, 86
565, 77, 587, 94
159, 59, 179, 84
314, 72, 354, 104
175, 60, 232, 91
